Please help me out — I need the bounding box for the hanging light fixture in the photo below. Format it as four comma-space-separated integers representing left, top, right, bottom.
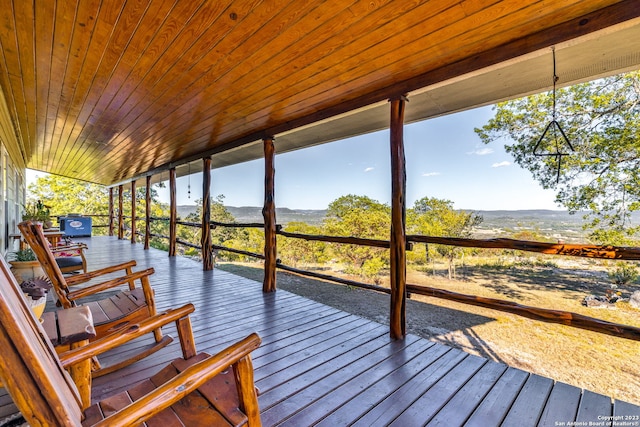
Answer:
533, 46, 574, 184
187, 162, 191, 199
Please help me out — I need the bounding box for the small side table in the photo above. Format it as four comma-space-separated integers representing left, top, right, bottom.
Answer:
41, 306, 96, 409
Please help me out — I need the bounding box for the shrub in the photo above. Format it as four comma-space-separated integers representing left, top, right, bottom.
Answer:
607, 262, 639, 286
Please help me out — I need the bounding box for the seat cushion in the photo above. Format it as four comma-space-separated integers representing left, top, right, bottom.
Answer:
54, 256, 83, 269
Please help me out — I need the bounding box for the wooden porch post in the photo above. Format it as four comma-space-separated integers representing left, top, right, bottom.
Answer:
389, 96, 407, 340
262, 136, 277, 293
108, 187, 114, 236
144, 175, 151, 250
169, 168, 177, 257
118, 185, 124, 240
130, 180, 136, 244
201, 157, 213, 270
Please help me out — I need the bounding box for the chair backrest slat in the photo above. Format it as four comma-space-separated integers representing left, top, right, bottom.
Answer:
19, 221, 73, 307
0, 255, 82, 425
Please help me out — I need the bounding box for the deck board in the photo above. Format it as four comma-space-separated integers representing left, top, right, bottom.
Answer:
2, 236, 639, 426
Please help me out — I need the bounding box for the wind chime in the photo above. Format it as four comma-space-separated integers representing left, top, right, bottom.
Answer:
187, 162, 191, 199
533, 46, 574, 184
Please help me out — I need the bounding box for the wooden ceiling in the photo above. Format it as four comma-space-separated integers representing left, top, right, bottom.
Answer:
0, 1, 638, 186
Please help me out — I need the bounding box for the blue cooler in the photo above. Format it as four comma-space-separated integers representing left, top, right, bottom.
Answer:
59, 215, 92, 237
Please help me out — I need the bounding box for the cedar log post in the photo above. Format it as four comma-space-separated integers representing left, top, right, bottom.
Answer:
130, 180, 136, 244
262, 136, 277, 292
118, 185, 124, 240
108, 187, 114, 236
169, 168, 177, 257
201, 157, 213, 270
389, 96, 407, 340
144, 175, 151, 250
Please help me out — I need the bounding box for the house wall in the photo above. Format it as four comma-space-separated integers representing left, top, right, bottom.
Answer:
0, 89, 26, 256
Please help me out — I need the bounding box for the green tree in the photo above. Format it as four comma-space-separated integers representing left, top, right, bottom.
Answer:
27, 174, 170, 239
180, 195, 240, 259
323, 195, 390, 279
407, 197, 482, 279
278, 222, 328, 267
475, 71, 640, 245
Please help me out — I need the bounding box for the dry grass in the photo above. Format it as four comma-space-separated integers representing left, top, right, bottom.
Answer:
217, 259, 640, 405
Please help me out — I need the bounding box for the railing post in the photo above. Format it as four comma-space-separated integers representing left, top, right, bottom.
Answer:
144, 175, 151, 250
118, 185, 124, 240
389, 95, 407, 340
169, 168, 177, 257
262, 136, 277, 292
201, 157, 213, 270
130, 180, 136, 244
108, 187, 114, 236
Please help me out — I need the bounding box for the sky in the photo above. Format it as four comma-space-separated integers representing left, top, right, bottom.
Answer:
155, 105, 560, 211
28, 105, 562, 211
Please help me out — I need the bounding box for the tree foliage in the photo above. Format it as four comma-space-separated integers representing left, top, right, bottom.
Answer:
407, 197, 482, 278
180, 195, 242, 259
27, 174, 170, 238
27, 175, 109, 215
323, 194, 390, 278
475, 71, 640, 244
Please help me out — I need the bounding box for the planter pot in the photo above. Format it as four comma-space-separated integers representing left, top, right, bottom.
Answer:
9, 260, 45, 283
24, 293, 47, 320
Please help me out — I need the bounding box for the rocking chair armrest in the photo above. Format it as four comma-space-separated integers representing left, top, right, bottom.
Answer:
92, 333, 262, 427
59, 304, 196, 367
66, 267, 154, 301
65, 260, 137, 286
50, 244, 87, 254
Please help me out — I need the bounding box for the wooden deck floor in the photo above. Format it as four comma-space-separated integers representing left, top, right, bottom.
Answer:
3, 236, 640, 426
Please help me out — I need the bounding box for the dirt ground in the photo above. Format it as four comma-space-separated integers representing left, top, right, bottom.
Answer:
217, 262, 640, 406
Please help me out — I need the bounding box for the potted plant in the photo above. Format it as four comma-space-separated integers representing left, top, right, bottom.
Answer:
8, 248, 45, 282
22, 200, 53, 228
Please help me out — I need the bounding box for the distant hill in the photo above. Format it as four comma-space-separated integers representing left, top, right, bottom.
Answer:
177, 205, 591, 240
177, 205, 327, 225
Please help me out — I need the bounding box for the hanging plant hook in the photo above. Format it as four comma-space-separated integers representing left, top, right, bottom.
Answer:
533, 46, 574, 183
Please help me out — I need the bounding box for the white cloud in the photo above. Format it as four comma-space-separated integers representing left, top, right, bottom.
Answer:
422, 172, 441, 177
364, 167, 374, 172
467, 147, 494, 156
491, 161, 511, 168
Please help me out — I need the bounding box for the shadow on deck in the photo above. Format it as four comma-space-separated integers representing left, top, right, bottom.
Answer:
2, 236, 639, 426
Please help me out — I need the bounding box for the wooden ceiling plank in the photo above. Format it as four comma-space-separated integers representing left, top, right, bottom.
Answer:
80, 0, 175, 145
210, 0, 615, 140
58, 0, 145, 176
71, 0, 295, 177
219, 0, 565, 132
0, 8, 29, 159
8, 2, 37, 161
62, 0, 176, 177
33, 1, 57, 170
53, 0, 127, 176
123, 0, 624, 171
56, 0, 198, 178
50, 0, 103, 176
2, 0, 633, 184
64, 0, 234, 176
67, 0, 152, 163
95, 0, 462, 169
102, 0, 340, 172
44, 0, 79, 172
90, 0, 290, 166
87, 0, 402, 173
258, 0, 640, 139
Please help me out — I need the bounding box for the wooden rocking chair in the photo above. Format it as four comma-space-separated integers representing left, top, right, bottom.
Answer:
18, 220, 172, 376
50, 240, 88, 274
0, 255, 262, 426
